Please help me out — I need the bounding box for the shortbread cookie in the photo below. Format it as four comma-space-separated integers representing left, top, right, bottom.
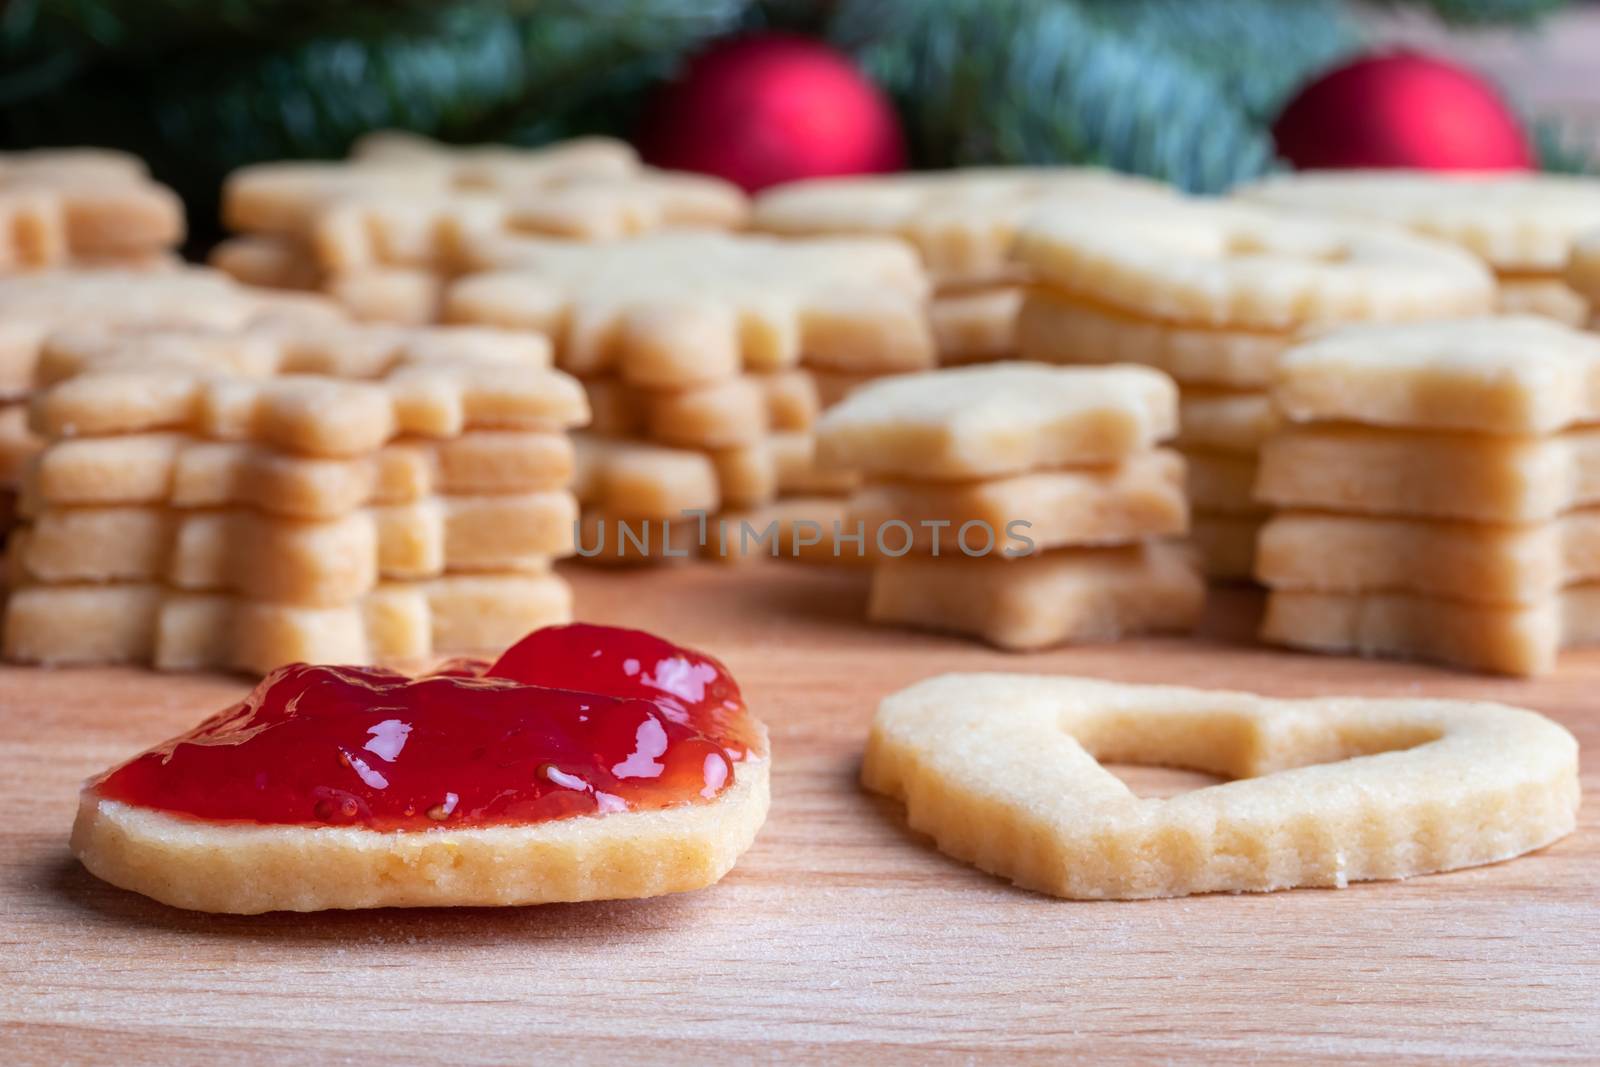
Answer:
222, 162, 447, 238
571, 432, 719, 519
1016, 289, 1292, 388
771, 431, 861, 496
753, 368, 819, 432
0, 166, 184, 266
868, 541, 1202, 650
0, 402, 37, 484
35, 324, 280, 382
1261, 587, 1600, 676
36, 319, 553, 385
816, 362, 1177, 481
376, 494, 572, 575
1013, 198, 1494, 330
305, 192, 523, 271
929, 287, 1022, 364
847, 449, 1187, 554
1496, 276, 1590, 327
1257, 509, 1600, 605
411, 574, 572, 652
1190, 513, 1261, 582
209, 234, 322, 291
408, 430, 574, 495
862, 673, 1577, 898
226, 140, 705, 249
810, 367, 891, 409
0, 147, 150, 184
228, 135, 745, 270
214, 257, 434, 324
754, 168, 1171, 285
33, 362, 587, 454
446, 232, 934, 385
708, 442, 778, 510
1182, 450, 1263, 517
635, 376, 768, 449
72, 623, 769, 911
569, 375, 777, 449
0, 269, 263, 393
312, 174, 747, 270
3, 571, 572, 672
63, 250, 185, 273
349, 131, 640, 187
1256, 424, 1600, 523
15, 492, 574, 601
0, 267, 248, 325
325, 267, 444, 325
582, 378, 648, 436
1176, 388, 1277, 455
12, 510, 388, 604
1274, 316, 1600, 435
25, 430, 573, 518
232, 290, 350, 331
585, 379, 775, 449
1236, 170, 1600, 273
1565, 228, 1600, 302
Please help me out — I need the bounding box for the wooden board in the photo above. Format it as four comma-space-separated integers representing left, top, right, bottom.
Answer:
2, 564, 1596, 1064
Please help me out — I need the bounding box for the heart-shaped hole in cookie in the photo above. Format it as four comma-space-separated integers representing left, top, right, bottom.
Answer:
1068, 702, 1441, 783
864, 674, 1577, 900
1096, 708, 1438, 800
1096, 708, 1436, 799
1103, 765, 1223, 799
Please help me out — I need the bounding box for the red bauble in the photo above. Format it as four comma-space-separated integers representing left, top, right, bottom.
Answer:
639, 33, 905, 192
1272, 51, 1533, 171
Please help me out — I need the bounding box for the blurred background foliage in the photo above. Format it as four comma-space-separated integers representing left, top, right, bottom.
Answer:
0, 0, 1576, 223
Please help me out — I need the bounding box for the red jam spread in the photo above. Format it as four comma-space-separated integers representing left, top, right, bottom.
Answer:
93, 624, 761, 831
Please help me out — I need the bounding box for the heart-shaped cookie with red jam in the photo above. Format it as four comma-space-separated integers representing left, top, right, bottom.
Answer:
863, 674, 1577, 899
72, 623, 769, 913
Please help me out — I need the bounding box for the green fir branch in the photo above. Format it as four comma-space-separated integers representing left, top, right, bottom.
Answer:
831, 0, 1284, 191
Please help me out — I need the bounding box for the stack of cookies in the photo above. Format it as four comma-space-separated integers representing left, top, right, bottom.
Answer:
214, 132, 747, 324
1011, 197, 1495, 580
0, 268, 334, 542
1237, 171, 1600, 327
0, 148, 192, 536
567, 432, 720, 564
446, 230, 935, 563
754, 168, 1172, 370
815, 362, 1201, 649
1255, 316, 1600, 676
3, 318, 588, 673
1564, 229, 1600, 326
1, 147, 184, 272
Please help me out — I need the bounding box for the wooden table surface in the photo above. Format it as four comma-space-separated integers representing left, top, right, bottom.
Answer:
2, 563, 1596, 1064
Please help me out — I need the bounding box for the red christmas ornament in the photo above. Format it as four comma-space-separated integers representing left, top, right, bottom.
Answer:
639, 33, 905, 192
1272, 51, 1533, 171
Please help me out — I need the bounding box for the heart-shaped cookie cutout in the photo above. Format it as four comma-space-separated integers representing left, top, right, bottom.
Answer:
863, 674, 1578, 899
